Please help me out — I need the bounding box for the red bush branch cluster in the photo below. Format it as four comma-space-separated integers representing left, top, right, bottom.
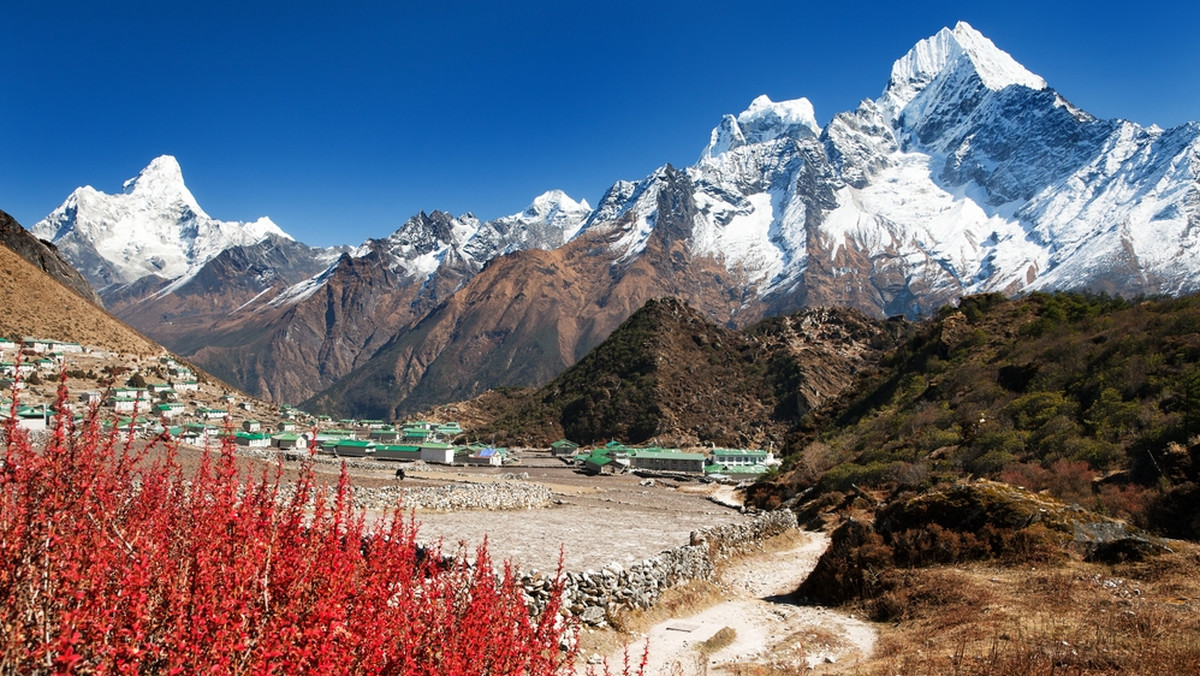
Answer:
0, 377, 641, 674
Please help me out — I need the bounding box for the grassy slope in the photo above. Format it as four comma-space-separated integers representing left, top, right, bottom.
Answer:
733, 293, 1200, 674
754, 292, 1200, 539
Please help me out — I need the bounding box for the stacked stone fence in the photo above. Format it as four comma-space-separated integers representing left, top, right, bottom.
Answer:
520, 509, 797, 626
271, 480, 552, 513
350, 481, 551, 512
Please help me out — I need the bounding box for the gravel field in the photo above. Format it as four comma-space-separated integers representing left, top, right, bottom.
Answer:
158, 445, 754, 573
380, 454, 752, 572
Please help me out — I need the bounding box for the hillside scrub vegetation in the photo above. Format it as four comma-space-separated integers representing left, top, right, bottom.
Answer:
758, 292, 1200, 540
469, 298, 906, 449
0, 378, 641, 675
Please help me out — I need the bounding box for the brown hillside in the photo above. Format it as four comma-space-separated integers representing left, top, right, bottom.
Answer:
427, 298, 909, 448
0, 209, 102, 305
0, 244, 158, 355
303, 170, 771, 420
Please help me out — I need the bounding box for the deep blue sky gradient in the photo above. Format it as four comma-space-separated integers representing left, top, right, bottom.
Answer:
2, 1, 1197, 246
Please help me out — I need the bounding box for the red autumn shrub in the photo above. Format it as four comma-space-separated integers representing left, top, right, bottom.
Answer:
0, 379, 641, 675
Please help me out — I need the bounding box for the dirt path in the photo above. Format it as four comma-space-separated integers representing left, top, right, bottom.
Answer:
596, 531, 877, 675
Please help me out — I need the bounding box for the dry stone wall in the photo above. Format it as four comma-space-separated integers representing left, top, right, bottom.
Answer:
271, 478, 551, 512
350, 481, 552, 512
521, 509, 797, 626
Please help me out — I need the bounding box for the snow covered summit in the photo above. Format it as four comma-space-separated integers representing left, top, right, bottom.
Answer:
702, 95, 821, 160
33, 155, 291, 288
880, 20, 1047, 122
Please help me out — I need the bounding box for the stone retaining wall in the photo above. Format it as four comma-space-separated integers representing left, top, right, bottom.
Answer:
272, 479, 551, 513
521, 509, 797, 626
351, 481, 552, 512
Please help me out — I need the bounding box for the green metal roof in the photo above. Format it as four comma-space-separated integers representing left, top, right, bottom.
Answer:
628, 449, 706, 461
711, 448, 769, 457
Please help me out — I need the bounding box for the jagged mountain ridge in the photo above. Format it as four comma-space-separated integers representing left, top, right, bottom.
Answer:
573, 21, 1200, 318
300, 21, 1199, 417
176, 194, 594, 403
29, 155, 593, 403
27, 21, 1200, 413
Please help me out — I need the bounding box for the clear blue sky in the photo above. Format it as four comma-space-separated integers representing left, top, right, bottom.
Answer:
2, 1, 1197, 247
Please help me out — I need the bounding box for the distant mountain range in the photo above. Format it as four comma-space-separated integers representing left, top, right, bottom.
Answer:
25, 21, 1200, 417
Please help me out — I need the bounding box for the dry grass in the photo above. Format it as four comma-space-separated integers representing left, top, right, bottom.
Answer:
698, 626, 738, 655
577, 579, 727, 656
0, 245, 159, 355
854, 544, 1200, 675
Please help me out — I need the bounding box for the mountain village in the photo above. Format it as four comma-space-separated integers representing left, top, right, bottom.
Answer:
2, 335, 776, 481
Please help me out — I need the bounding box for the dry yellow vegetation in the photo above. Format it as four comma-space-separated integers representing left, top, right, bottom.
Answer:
0, 244, 159, 355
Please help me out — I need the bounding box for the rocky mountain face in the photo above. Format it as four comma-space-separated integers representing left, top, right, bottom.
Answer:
27, 22, 1200, 416
306, 22, 1199, 418
578, 21, 1200, 319
302, 168, 757, 418
187, 196, 593, 404
29, 156, 592, 404
0, 209, 101, 305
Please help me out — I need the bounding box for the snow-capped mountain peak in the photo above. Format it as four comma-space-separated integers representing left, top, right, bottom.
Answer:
521, 190, 592, 241
120, 154, 204, 211
881, 21, 1046, 121
525, 189, 589, 217
32, 155, 294, 288
349, 190, 594, 287
587, 20, 1200, 318
702, 94, 821, 160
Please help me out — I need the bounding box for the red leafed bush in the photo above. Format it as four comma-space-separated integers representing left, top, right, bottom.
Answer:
0, 379, 638, 675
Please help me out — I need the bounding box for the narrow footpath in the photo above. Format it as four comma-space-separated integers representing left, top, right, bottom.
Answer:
594, 531, 877, 675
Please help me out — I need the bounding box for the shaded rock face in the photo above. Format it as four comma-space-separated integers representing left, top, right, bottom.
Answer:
302, 169, 763, 420
175, 242, 458, 405
93, 199, 591, 406
0, 209, 101, 305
